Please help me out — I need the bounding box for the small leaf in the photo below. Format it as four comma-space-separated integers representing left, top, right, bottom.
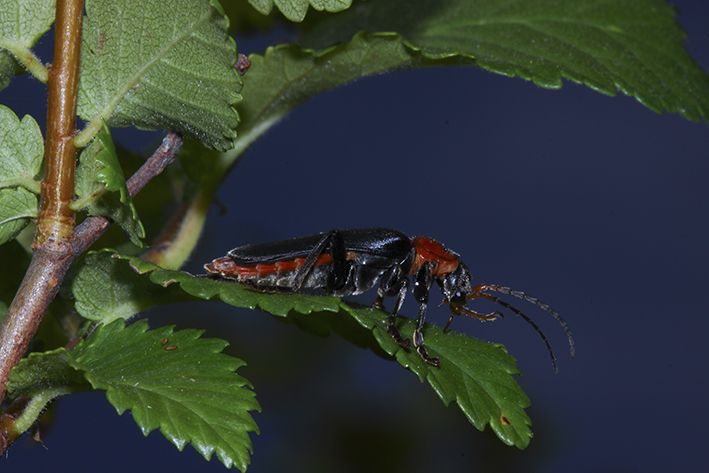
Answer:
0, 0, 55, 89
5, 348, 93, 439
248, 0, 352, 22
73, 250, 197, 323
108, 254, 532, 448
75, 132, 145, 246
0, 187, 38, 245
6, 348, 91, 399
77, 0, 242, 150
0, 105, 43, 192
299, 0, 709, 121
70, 319, 260, 471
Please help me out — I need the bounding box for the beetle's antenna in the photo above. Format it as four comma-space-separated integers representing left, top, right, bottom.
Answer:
470, 291, 560, 373
482, 284, 575, 358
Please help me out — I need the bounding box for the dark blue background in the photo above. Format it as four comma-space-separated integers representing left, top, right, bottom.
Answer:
3, 1, 709, 472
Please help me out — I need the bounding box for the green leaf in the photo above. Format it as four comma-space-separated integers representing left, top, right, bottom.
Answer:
72, 250, 197, 323
6, 348, 91, 399
248, 0, 352, 22
343, 305, 532, 448
0, 0, 55, 89
0, 187, 38, 245
70, 319, 260, 471
5, 348, 92, 439
299, 0, 709, 121
0, 105, 43, 192
75, 132, 145, 246
111, 254, 532, 448
0, 106, 43, 244
76, 0, 242, 150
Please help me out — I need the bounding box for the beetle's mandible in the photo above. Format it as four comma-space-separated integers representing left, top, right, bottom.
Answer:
205, 228, 575, 369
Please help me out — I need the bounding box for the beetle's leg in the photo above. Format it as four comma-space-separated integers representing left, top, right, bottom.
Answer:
326, 230, 349, 293
412, 263, 440, 367
291, 229, 349, 292
386, 278, 411, 348
373, 266, 411, 347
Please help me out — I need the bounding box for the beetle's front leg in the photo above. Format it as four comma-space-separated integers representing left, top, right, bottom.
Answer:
412, 263, 440, 367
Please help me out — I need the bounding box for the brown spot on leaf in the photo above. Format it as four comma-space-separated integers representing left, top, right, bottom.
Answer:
500, 413, 511, 426
235, 53, 251, 75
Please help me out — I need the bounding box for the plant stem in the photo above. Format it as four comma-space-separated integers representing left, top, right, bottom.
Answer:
36, 0, 84, 245
0, 0, 84, 403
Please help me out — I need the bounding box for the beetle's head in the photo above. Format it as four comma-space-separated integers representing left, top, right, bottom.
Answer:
440, 262, 575, 373
440, 262, 503, 323
441, 261, 473, 303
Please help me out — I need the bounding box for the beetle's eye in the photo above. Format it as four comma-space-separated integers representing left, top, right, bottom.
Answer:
451, 293, 465, 304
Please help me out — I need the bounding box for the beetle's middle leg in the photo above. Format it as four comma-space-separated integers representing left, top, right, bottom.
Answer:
374, 267, 411, 348
412, 263, 441, 367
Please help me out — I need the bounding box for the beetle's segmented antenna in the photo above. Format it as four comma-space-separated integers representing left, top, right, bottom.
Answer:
483, 284, 575, 358
470, 292, 560, 373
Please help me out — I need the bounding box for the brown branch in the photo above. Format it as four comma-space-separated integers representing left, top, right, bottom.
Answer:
0, 0, 84, 403
36, 0, 84, 246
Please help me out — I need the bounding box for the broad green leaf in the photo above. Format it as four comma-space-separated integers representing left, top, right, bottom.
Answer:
76, 0, 242, 150
113, 254, 532, 448
0, 187, 37, 245
72, 250, 197, 323
0, 105, 43, 193
75, 132, 145, 246
248, 0, 352, 22
299, 0, 709, 121
70, 319, 260, 471
0, 0, 55, 88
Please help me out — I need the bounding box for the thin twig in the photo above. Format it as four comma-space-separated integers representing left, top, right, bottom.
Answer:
72, 132, 184, 255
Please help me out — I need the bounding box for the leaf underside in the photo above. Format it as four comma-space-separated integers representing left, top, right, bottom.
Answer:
248, 0, 352, 22
0, 106, 43, 245
295, 0, 709, 122
77, 0, 242, 150
0, 0, 56, 90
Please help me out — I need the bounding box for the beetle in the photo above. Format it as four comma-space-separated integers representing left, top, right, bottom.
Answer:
205, 228, 574, 370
